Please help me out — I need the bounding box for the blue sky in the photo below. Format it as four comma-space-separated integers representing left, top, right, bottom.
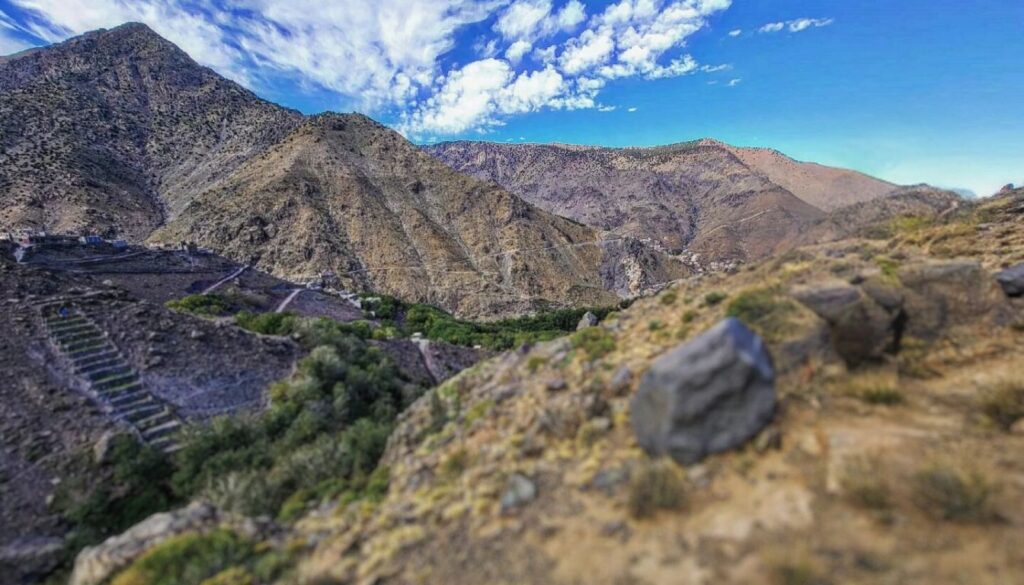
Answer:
0, 1, 1021, 196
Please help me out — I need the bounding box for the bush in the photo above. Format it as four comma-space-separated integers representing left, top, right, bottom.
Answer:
703, 291, 727, 307
233, 311, 298, 336
111, 529, 254, 585
726, 288, 796, 342
165, 294, 231, 317
913, 464, 994, 522
860, 386, 904, 405
571, 327, 616, 361
980, 380, 1024, 430
627, 460, 686, 519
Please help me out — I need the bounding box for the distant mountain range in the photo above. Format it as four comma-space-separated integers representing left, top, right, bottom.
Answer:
425, 140, 900, 261
1, 23, 958, 316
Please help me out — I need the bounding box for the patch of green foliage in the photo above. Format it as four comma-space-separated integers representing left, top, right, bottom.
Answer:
571, 327, 616, 361
860, 386, 904, 405
111, 529, 255, 585
165, 294, 232, 317
725, 287, 797, 342
173, 334, 416, 519
53, 437, 178, 557
358, 295, 625, 351
703, 291, 727, 307
234, 312, 376, 343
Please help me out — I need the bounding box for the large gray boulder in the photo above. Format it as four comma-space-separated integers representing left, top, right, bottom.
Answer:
997, 264, 1024, 297
897, 260, 1013, 340
631, 318, 776, 465
576, 311, 599, 330
792, 280, 902, 366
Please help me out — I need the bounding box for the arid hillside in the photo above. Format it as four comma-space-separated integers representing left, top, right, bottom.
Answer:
0, 24, 686, 318
426, 140, 901, 261
0, 23, 301, 239
67, 188, 1024, 585
151, 114, 688, 317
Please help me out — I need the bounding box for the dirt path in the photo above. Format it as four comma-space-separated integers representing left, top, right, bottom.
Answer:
276, 289, 304, 313
202, 265, 248, 294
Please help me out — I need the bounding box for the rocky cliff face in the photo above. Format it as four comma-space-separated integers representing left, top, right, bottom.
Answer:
0, 23, 302, 239
425, 140, 899, 262
150, 114, 688, 317
1, 25, 686, 317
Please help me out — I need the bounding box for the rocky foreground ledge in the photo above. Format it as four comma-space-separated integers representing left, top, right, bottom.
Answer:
79, 190, 1024, 585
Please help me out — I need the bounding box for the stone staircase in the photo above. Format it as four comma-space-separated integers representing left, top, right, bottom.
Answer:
41, 305, 182, 453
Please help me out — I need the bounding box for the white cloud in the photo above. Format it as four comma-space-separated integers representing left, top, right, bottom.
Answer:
10, 0, 734, 136
505, 39, 532, 64
727, 78, 741, 86
760, 17, 833, 34
728, 28, 741, 37
597, 104, 617, 112
0, 30, 34, 55
627, 107, 638, 112
494, 0, 585, 43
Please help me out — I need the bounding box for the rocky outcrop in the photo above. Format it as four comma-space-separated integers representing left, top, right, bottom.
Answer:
792, 280, 903, 366
997, 264, 1024, 297
897, 260, 1014, 340
631, 318, 776, 465
576, 311, 599, 330
70, 502, 274, 585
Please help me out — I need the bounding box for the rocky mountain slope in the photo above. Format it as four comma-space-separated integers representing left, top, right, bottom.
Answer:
149, 113, 688, 317
425, 140, 899, 261
0, 24, 686, 318
71, 188, 1024, 585
709, 140, 897, 211
0, 23, 302, 239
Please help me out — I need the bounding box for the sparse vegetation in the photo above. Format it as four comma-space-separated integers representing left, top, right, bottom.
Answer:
110, 529, 260, 585
980, 380, 1024, 430
840, 458, 892, 510
860, 386, 904, 405
913, 464, 995, 522
703, 291, 727, 306
725, 287, 796, 342
627, 460, 686, 519
572, 327, 616, 361
358, 295, 625, 350
659, 291, 678, 305
165, 294, 232, 317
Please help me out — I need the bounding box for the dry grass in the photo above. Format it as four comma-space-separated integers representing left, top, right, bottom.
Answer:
912, 463, 996, 522
627, 460, 686, 519
979, 380, 1024, 430
840, 457, 892, 511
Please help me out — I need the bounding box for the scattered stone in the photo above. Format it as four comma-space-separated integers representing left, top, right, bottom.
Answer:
792, 281, 900, 366
576, 311, 599, 330
608, 366, 633, 396
591, 467, 627, 493
631, 318, 776, 465
754, 426, 782, 453
189, 329, 205, 340
500, 473, 537, 513
996, 264, 1024, 297
545, 378, 567, 392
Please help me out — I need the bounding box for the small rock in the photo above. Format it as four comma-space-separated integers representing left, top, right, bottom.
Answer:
576, 311, 599, 330
92, 431, 125, 465
754, 426, 782, 453
1010, 419, 1024, 436
608, 366, 633, 396
996, 264, 1024, 297
546, 378, 567, 392
631, 318, 776, 465
500, 473, 537, 513
189, 329, 205, 340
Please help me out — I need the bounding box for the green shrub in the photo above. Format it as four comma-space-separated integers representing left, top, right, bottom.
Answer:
659, 291, 678, 305
980, 380, 1024, 430
913, 465, 994, 522
111, 529, 254, 585
840, 459, 892, 510
726, 288, 796, 342
627, 460, 685, 519
703, 291, 727, 307
165, 294, 231, 317
860, 386, 904, 405
571, 327, 616, 361
234, 311, 298, 336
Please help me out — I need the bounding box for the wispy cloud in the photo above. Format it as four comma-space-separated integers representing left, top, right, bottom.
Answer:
759, 17, 834, 34
727, 78, 741, 86
5, 0, 735, 137
728, 29, 741, 37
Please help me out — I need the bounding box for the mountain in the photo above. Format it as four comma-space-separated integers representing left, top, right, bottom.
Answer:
425, 140, 899, 261
703, 140, 898, 211
151, 114, 688, 316
0, 24, 685, 317
0, 23, 302, 239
